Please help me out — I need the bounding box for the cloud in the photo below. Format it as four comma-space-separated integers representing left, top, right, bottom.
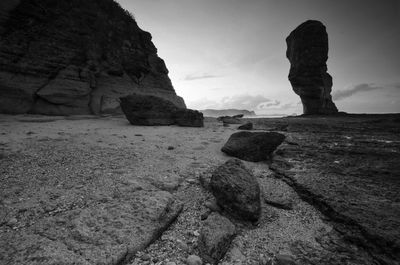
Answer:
187, 94, 300, 113
183, 73, 221, 81
257, 100, 280, 109
188, 94, 273, 110
220, 94, 273, 110
333, 83, 400, 101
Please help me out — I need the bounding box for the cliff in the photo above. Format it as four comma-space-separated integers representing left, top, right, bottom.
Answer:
0, 0, 186, 115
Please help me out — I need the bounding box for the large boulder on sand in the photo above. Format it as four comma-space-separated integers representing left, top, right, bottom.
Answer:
210, 159, 261, 222
120, 94, 203, 127
198, 213, 236, 265
221, 131, 285, 162
286, 20, 338, 115
173, 108, 204, 127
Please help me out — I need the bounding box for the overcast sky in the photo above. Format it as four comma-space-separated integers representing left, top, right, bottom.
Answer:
117, 0, 400, 115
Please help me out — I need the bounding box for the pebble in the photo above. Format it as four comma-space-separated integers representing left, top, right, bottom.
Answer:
186, 178, 197, 184
141, 253, 151, 261
176, 239, 189, 251
186, 254, 202, 265
259, 254, 272, 265
165, 262, 177, 265
168, 146, 175, 150
7, 217, 18, 226
275, 254, 297, 265
200, 211, 211, 220
204, 200, 220, 212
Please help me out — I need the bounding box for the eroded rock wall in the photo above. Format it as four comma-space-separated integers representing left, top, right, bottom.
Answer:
0, 0, 185, 115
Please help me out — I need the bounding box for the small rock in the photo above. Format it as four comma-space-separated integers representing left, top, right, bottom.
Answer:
168, 146, 175, 150
186, 178, 197, 184
186, 254, 202, 265
176, 239, 189, 251
201, 211, 211, 220
204, 200, 221, 212
275, 254, 297, 265
165, 262, 177, 265
198, 213, 236, 264
264, 198, 293, 210
7, 217, 18, 227
141, 253, 151, 261
238, 122, 253, 130
199, 173, 212, 191
259, 254, 272, 265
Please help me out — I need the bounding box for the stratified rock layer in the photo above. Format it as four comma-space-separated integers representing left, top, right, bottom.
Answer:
0, 0, 185, 115
120, 94, 204, 127
286, 20, 338, 115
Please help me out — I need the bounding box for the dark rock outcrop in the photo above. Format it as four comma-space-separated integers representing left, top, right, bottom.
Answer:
198, 213, 236, 265
221, 131, 285, 162
210, 159, 261, 222
0, 0, 185, 115
238, 122, 253, 130
217, 116, 243, 125
286, 20, 338, 115
120, 94, 203, 127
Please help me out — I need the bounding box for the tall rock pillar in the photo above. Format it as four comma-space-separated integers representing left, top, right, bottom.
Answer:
286, 20, 338, 114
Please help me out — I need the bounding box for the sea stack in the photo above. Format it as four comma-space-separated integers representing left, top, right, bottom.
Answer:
286, 20, 338, 115
0, 0, 185, 115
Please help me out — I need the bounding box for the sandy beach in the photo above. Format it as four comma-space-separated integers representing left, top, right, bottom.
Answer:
2, 114, 399, 264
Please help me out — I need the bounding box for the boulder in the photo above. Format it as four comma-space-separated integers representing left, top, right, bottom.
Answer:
198, 213, 236, 265
120, 94, 203, 127
210, 159, 261, 222
286, 20, 338, 114
221, 131, 285, 162
238, 122, 253, 130
0, 0, 185, 115
173, 108, 204, 127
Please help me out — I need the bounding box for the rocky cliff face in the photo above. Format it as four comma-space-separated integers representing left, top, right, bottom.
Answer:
286, 20, 338, 115
0, 0, 186, 115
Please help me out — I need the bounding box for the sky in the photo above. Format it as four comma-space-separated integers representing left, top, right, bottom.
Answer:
117, 0, 400, 115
